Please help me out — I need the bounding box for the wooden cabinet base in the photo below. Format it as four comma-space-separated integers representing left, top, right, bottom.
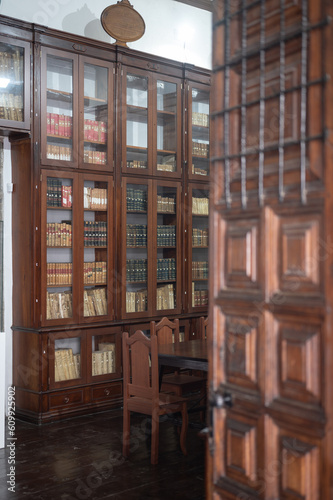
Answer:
15, 384, 123, 424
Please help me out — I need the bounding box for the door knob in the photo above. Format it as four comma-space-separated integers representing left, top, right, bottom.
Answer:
209, 389, 233, 409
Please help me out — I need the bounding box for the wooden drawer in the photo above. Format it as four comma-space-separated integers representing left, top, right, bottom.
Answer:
91, 383, 122, 402
49, 390, 84, 409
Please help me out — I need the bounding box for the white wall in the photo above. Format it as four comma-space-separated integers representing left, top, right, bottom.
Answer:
0, 1, 212, 444
0, 0, 212, 69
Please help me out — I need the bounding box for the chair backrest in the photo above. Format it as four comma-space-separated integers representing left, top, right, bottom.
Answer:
122, 330, 159, 401
199, 316, 208, 339
150, 317, 180, 345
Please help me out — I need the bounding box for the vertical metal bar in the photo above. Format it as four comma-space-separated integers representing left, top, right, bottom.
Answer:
278, 0, 286, 202
224, 0, 231, 208
258, 0, 265, 207
300, 0, 308, 204
240, 0, 247, 209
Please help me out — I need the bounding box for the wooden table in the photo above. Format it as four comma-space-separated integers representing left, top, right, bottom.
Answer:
158, 339, 208, 426
158, 339, 208, 372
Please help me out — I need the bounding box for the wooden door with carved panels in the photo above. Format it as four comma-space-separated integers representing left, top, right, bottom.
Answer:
208, 0, 333, 499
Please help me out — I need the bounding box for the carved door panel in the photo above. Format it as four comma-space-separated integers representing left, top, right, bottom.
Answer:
209, 0, 333, 498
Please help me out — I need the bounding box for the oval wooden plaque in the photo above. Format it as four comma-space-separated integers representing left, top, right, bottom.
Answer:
101, 0, 145, 47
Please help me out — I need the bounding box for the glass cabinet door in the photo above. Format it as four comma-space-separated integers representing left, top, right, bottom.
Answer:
82, 175, 111, 320
88, 328, 121, 381
153, 181, 181, 314
41, 48, 77, 166
54, 335, 81, 383
81, 58, 112, 169
189, 84, 210, 178
124, 71, 149, 173
123, 178, 152, 316
50, 331, 85, 387
0, 36, 30, 130
155, 78, 181, 176
42, 172, 75, 324
189, 185, 209, 310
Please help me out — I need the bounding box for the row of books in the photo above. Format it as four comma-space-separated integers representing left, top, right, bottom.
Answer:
192, 112, 209, 127
192, 283, 209, 307
157, 283, 175, 310
84, 262, 107, 284
192, 261, 209, 279
192, 164, 208, 176
0, 49, 23, 82
84, 119, 107, 143
46, 113, 72, 137
83, 288, 107, 316
84, 187, 107, 210
47, 263, 72, 286
157, 163, 176, 172
157, 225, 176, 247
126, 289, 147, 313
126, 224, 147, 247
54, 342, 116, 381
0, 93, 23, 121
192, 197, 209, 215
126, 188, 147, 212
47, 179, 72, 208
192, 141, 209, 158
92, 343, 116, 376
46, 222, 72, 247
46, 291, 72, 319
126, 259, 147, 282
46, 145, 72, 161
157, 194, 176, 213
83, 150, 107, 164
47, 262, 107, 285
126, 160, 147, 169
55, 348, 80, 381
84, 221, 107, 247
157, 258, 176, 281
192, 228, 209, 246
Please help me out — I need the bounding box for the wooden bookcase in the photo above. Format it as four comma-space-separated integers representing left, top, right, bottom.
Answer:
6, 15, 210, 423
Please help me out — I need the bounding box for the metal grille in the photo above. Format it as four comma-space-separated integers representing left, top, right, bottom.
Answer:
212, 0, 327, 207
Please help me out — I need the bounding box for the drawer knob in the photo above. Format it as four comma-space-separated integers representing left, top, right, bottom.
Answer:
64, 397, 70, 404
104, 389, 110, 396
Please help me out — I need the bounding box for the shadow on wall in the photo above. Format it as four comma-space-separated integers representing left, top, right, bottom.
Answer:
62, 3, 112, 43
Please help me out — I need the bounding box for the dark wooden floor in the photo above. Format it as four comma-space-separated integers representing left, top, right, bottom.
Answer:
0, 409, 205, 500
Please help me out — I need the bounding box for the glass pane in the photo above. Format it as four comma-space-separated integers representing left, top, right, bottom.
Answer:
46, 177, 73, 319
156, 185, 177, 310
83, 179, 108, 317
83, 63, 108, 165
192, 188, 209, 308
157, 80, 177, 172
92, 335, 116, 376
126, 74, 148, 170
0, 42, 24, 121
54, 337, 81, 381
126, 183, 148, 312
192, 88, 210, 176
46, 55, 73, 161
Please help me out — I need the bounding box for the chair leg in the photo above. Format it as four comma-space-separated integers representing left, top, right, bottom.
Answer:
179, 403, 188, 456
151, 409, 160, 465
122, 408, 131, 458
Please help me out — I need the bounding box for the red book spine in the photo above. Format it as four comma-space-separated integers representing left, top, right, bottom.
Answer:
54, 113, 59, 136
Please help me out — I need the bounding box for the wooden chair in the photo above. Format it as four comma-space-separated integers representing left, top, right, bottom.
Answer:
199, 315, 209, 339
122, 330, 188, 465
150, 317, 207, 398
